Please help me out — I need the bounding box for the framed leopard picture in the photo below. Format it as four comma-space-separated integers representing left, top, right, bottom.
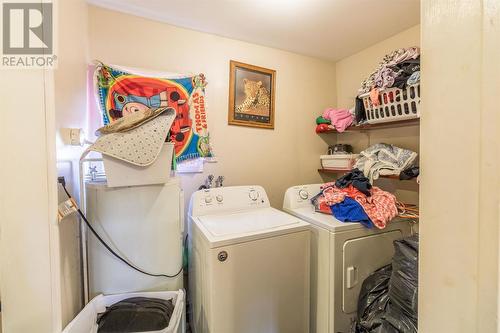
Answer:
228, 60, 276, 129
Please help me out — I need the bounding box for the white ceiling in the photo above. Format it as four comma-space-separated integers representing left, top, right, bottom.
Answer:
87, 0, 420, 61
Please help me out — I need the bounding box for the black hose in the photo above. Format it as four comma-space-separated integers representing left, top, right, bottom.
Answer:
60, 182, 184, 279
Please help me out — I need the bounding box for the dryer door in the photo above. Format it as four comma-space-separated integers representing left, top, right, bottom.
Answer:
342, 230, 402, 313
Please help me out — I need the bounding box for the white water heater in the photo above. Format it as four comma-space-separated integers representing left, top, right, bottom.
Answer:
85, 178, 184, 298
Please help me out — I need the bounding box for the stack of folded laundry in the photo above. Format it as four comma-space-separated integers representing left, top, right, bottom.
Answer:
315, 107, 354, 133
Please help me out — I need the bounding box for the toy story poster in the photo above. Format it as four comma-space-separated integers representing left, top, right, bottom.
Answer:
94, 63, 213, 164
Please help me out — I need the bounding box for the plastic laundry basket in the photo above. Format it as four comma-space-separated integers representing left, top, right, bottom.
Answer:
103, 142, 174, 188
62, 290, 185, 333
360, 83, 420, 124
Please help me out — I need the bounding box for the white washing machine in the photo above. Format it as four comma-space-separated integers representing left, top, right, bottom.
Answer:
188, 185, 311, 333
283, 184, 413, 333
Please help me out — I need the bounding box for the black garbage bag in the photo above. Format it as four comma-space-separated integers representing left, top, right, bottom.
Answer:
97, 297, 175, 333
354, 235, 419, 333
354, 265, 399, 333
385, 235, 419, 333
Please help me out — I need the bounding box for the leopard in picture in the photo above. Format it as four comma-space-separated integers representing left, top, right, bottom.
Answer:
236, 79, 270, 113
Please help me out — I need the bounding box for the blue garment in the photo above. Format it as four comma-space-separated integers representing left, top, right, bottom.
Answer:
331, 197, 373, 228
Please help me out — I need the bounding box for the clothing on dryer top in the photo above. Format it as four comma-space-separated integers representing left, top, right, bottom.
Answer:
334, 168, 372, 196
321, 184, 398, 229
97, 297, 174, 333
331, 197, 373, 228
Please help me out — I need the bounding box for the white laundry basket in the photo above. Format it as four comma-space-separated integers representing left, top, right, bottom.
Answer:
103, 142, 174, 188
360, 83, 420, 124
62, 290, 185, 333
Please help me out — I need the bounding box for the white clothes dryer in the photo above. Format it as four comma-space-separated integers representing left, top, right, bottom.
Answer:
188, 185, 310, 333
283, 184, 414, 333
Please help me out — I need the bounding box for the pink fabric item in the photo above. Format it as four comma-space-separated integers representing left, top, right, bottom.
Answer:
322, 108, 335, 120
322, 108, 353, 132
321, 184, 398, 229
331, 108, 354, 132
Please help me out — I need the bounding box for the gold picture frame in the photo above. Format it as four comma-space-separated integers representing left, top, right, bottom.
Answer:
228, 60, 276, 129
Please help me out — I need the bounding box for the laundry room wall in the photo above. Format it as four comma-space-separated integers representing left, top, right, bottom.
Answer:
87, 5, 336, 210
54, 0, 89, 327
331, 25, 421, 204
419, 0, 500, 331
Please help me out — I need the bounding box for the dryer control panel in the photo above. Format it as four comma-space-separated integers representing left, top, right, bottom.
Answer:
190, 185, 270, 216
282, 184, 322, 210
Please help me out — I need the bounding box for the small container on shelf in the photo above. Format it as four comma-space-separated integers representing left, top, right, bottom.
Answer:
359, 83, 420, 124
320, 154, 359, 170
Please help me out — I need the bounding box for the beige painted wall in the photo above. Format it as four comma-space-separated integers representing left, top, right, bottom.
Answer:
0, 59, 61, 333
87, 5, 336, 209
330, 25, 421, 204
420, 1, 499, 331
0, 0, 90, 330
54, 0, 89, 327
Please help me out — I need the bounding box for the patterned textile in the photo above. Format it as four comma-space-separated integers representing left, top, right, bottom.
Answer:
355, 143, 418, 182
358, 47, 420, 95
86, 109, 176, 166
321, 184, 398, 229
94, 63, 213, 162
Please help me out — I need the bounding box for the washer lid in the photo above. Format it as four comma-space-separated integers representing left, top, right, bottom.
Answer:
198, 208, 302, 236
194, 207, 309, 247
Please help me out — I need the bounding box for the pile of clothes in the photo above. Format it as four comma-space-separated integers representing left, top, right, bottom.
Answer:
312, 169, 398, 229
358, 47, 421, 96
315, 108, 354, 133
354, 143, 418, 182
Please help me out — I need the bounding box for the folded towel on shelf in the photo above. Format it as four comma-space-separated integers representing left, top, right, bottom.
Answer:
355, 143, 418, 182
322, 108, 354, 132
315, 116, 331, 125
315, 123, 335, 133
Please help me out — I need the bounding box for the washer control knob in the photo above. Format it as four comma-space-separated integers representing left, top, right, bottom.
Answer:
249, 189, 259, 201
216, 194, 223, 203
298, 189, 309, 200
204, 195, 213, 204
